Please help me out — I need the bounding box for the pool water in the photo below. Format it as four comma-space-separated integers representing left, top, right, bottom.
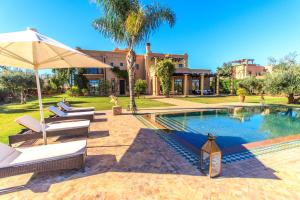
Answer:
156, 107, 300, 153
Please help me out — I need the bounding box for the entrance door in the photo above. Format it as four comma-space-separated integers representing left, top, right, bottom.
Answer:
119, 80, 126, 95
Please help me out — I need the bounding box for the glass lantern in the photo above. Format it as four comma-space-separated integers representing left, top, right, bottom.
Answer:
200, 133, 222, 178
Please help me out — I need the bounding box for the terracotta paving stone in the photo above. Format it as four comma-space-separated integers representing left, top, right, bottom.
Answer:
0, 99, 300, 199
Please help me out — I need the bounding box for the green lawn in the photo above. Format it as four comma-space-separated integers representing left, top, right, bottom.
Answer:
177, 95, 299, 105
0, 95, 173, 144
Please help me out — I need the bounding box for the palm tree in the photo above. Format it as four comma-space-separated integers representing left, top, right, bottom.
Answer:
217, 62, 234, 95
93, 0, 175, 111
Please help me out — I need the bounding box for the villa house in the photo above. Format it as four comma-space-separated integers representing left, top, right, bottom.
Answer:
232, 59, 272, 79
78, 43, 216, 96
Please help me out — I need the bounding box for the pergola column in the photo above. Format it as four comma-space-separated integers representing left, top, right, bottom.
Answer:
216, 75, 220, 96
152, 75, 158, 96
184, 74, 189, 97
200, 73, 204, 96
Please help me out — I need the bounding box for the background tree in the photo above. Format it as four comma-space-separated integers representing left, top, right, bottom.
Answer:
265, 53, 300, 104
217, 62, 235, 94
219, 79, 238, 94
99, 80, 110, 96
51, 68, 76, 92
74, 68, 89, 90
134, 79, 147, 98
93, 0, 175, 110
239, 77, 266, 100
66, 86, 80, 97
217, 62, 234, 77
155, 59, 175, 97
0, 69, 36, 104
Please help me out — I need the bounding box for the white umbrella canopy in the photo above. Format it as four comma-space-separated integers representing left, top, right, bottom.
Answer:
0, 28, 111, 144
0, 28, 111, 69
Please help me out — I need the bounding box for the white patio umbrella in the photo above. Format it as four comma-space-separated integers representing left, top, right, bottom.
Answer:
0, 28, 110, 144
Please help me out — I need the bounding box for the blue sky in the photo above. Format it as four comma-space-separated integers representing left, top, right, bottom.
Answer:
1, 0, 300, 73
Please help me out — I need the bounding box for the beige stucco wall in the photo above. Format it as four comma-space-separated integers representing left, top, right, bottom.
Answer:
79, 46, 211, 96
234, 64, 266, 79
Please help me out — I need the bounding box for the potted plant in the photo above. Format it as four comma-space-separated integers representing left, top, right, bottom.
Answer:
236, 87, 247, 103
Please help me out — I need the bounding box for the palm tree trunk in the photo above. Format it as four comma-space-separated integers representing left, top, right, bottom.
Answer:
20, 90, 24, 104
126, 49, 137, 111
260, 93, 265, 101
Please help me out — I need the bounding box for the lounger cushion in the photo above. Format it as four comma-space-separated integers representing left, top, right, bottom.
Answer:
48, 106, 66, 117
0, 140, 86, 168
46, 120, 90, 132
0, 143, 21, 166
58, 102, 94, 111
15, 115, 42, 133
49, 106, 94, 118
65, 111, 94, 117
16, 115, 90, 133
69, 107, 95, 111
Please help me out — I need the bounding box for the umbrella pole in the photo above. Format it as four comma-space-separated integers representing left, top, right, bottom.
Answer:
34, 69, 47, 145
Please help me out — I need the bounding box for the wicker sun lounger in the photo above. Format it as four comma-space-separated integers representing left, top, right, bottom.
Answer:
8, 115, 90, 146
47, 106, 94, 122
58, 102, 95, 112
0, 140, 87, 178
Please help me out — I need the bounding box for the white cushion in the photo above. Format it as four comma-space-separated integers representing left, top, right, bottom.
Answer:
0, 140, 87, 168
48, 106, 66, 117
0, 143, 21, 166
57, 102, 72, 111
70, 107, 95, 111
58, 102, 94, 111
46, 120, 90, 132
15, 115, 42, 132
65, 111, 94, 117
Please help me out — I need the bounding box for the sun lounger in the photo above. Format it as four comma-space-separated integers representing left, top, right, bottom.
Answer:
58, 102, 94, 112
0, 140, 87, 178
47, 106, 94, 122
8, 116, 90, 145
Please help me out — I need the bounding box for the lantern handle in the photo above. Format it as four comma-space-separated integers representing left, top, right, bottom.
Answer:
207, 133, 215, 141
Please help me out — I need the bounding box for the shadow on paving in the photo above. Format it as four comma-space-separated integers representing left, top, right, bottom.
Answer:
0, 128, 280, 195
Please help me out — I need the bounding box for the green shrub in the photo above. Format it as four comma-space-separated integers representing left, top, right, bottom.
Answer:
155, 59, 175, 97
66, 86, 80, 97
219, 78, 238, 94
81, 88, 89, 96
134, 79, 147, 98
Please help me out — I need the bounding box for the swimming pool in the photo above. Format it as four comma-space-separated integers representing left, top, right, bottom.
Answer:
155, 106, 300, 155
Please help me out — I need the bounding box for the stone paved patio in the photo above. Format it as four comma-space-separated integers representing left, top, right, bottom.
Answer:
1, 98, 299, 199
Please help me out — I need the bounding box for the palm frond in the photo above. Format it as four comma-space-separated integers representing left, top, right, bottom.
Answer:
93, 0, 176, 48
93, 16, 127, 44
97, 0, 139, 20
132, 3, 176, 45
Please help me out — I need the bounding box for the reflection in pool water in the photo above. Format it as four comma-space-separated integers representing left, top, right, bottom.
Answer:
156, 107, 300, 152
